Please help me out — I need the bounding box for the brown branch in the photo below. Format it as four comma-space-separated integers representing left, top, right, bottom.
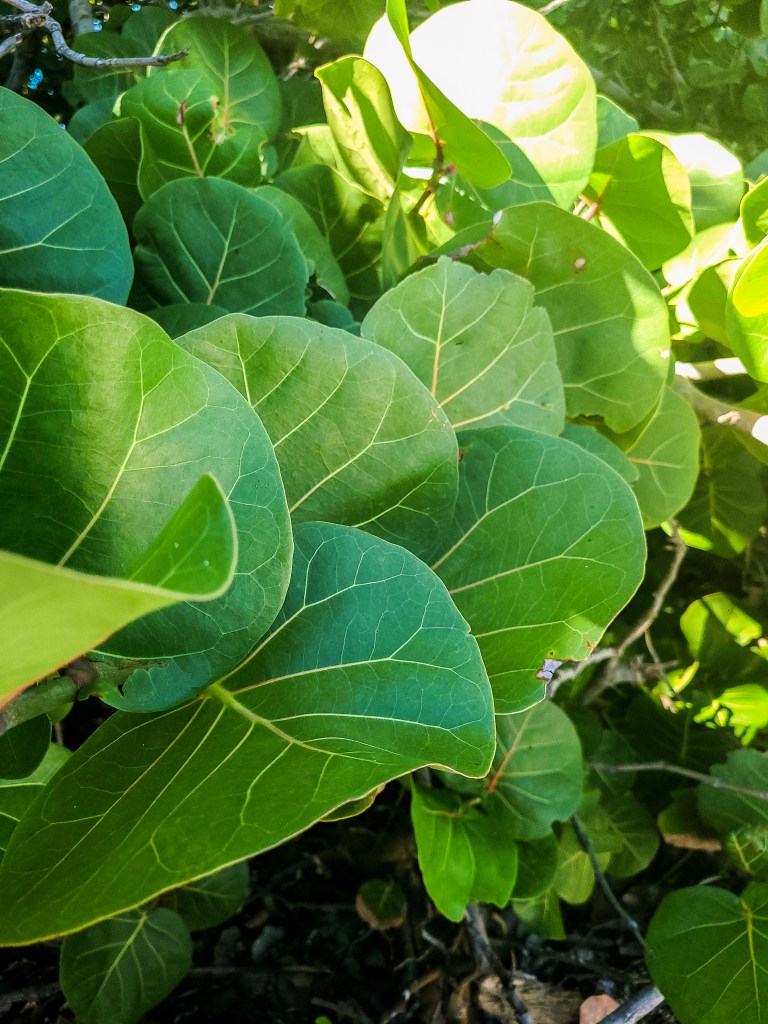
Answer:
591, 760, 768, 802
464, 902, 533, 1024
600, 986, 665, 1024
0, 0, 187, 69
674, 376, 767, 446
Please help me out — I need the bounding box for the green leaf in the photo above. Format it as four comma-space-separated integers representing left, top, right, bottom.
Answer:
67, 32, 143, 104
253, 185, 349, 304
67, 98, 115, 146
553, 824, 607, 905
133, 178, 309, 315
410, 783, 519, 922
431, 427, 646, 711
361, 258, 564, 435
163, 863, 250, 931
677, 426, 766, 558
0, 523, 494, 944
512, 835, 559, 900
0, 290, 291, 711
698, 749, 768, 836
83, 118, 143, 229
0, 717, 51, 781
727, 238, 768, 382
585, 134, 694, 270
60, 908, 192, 1024
176, 313, 458, 562
467, 204, 669, 433
0, 88, 132, 304
726, 825, 768, 879
366, 0, 595, 205
275, 164, 385, 315
0, 473, 238, 704
681, 592, 762, 667
596, 95, 638, 148
647, 883, 768, 1024
644, 132, 744, 231
275, 0, 385, 40
512, 889, 564, 939
0, 744, 70, 855
317, 56, 412, 202
484, 702, 583, 839
615, 386, 701, 529
741, 176, 768, 248
602, 793, 659, 877
155, 16, 281, 141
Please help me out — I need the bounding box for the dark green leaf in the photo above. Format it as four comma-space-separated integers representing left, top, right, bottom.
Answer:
0, 717, 51, 781
133, 178, 309, 315
0, 523, 494, 943
0, 88, 132, 303
163, 863, 250, 931
60, 908, 192, 1024
647, 883, 768, 1024
0, 744, 70, 855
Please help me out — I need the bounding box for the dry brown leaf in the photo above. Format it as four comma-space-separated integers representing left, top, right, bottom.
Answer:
663, 831, 722, 851
579, 993, 621, 1024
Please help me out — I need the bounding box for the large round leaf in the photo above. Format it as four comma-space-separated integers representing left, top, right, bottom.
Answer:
0, 290, 291, 710
361, 258, 564, 435
431, 426, 646, 712
0, 88, 132, 303
364, 0, 596, 206
176, 314, 458, 561
0, 522, 495, 944
484, 701, 583, 839
133, 178, 309, 316
468, 203, 669, 433
647, 883, 768, 1024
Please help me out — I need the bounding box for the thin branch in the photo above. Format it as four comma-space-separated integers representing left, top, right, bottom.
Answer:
0, 28, 21, 56
538, 0, 574, 15
600, 986, 665, 1024
464, 903, 533, 1024
0, 0, 187, 69
591, 760, 768, 802
571, 816, 646, 949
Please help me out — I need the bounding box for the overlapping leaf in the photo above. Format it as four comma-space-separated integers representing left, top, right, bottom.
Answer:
0, 745, 70, 855
0, 523, 495, 943
176, 314, 458, 561
0, 475, 236, 703
431, 426, 646, 711
467, 203, 669, 433
133, 178, 309, 315
0, 290, 291, 711
361, 258, 564, 435
0, 88, 132, 303
60, 909, 192, 1024
585, 134, 694, 269
647, 883, 768, 1024
365, 0, 595, 205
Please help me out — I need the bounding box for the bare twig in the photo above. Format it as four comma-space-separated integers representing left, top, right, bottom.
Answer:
600, 986, 665, 1024
571, 816, 646, 948
591, 760, 768, 802
464, 903, 533, 1024
0, 0, 187, 69
538, 0, 574, 15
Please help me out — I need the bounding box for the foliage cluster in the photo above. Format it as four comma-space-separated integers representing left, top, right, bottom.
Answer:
2, 1, 768, 1022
